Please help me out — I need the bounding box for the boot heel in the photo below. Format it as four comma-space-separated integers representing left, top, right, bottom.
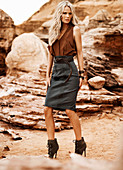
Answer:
54, 152, 57, 158
83, 149, 86, 157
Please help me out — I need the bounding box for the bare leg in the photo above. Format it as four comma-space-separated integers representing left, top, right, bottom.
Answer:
44, 106, 55, 140
66, 109, 81, 140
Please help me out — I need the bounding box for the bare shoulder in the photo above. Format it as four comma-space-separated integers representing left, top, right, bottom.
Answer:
73, 26, 81, 38
73, 25, 80, 31
73, 26, 81, 33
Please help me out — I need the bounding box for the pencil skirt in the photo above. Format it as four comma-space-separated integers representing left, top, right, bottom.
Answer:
44, 56, 79, 111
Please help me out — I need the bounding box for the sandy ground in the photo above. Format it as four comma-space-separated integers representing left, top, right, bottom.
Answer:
0, 113, 123, 163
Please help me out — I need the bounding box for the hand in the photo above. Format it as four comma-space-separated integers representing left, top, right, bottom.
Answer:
46, 77, 51, 91
79, 78, 83, 91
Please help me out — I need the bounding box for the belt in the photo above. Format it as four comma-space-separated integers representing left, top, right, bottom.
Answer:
54, 56, 73, 83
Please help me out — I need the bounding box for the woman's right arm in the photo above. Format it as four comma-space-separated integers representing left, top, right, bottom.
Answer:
46, 52, 54, 91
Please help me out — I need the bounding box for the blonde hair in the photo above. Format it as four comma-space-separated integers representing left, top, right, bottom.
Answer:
49, 0, 78, 46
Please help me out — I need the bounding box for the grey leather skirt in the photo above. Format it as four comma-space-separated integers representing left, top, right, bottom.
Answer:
44, 56, 79, 111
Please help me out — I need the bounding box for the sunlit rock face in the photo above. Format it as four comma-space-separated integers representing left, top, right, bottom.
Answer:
0, 9, 15, 75
15, 0, 123, 40
88, 76, 105, 89
81, 10, 123, 89
0, 0, 122, 134
15, 0, 61, 37
6, 33, 48, 75
34, 20, 53, 44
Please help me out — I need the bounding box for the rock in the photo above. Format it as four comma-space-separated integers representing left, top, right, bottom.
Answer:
16, 21, 44, 36
42, 19, 52, 28
0, 1, 122, 132
114, 13, 123, 32
0, 71, 121, 131
0, 9, 15, 76
80, 9, 123, 90
0, 87, 15, 98
76, 104, 101, 117
3, 146, 10, 152
111, 68, 123, 86
91, 9, 112, 21
34, 19, 53, 43
119, 118, 123, 121
0, 156, 63, 170
0, 69, 122, 131
0, 72, 73, 131
6, 1, 122, 92
86, 9, 112, 30
0, 139, 4, 158
15, 0, 61, 36
98, 112, 116, 120
76, 104, 101, 112
69, 153, 114, 170
0, 140, 123, 170
5, 33, 48, 75
15, 0, 123, 38
82, 25, 123, 88
0, 133, 8, 159
0, 128, 22, 140
74, 5, 88, 21
79, 16, 90, 34
90, 95, 121, 104
88, 76, 105, 89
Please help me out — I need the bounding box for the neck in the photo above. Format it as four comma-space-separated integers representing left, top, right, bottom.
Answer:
61, 23, 69, 30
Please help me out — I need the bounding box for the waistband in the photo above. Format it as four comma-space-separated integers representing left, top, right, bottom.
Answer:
55, 55, 73, 58
54, 56, 73, 63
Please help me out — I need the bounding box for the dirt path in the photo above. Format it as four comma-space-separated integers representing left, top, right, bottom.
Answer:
0, 114, 123, 163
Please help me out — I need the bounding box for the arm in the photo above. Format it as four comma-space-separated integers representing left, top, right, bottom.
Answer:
73, 26, 84, 88
46, 51, 54, 90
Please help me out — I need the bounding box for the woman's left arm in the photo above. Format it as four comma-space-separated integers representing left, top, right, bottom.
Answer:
73, 26, 84, 88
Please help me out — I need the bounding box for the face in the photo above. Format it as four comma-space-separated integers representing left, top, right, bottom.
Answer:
61, 6, 73, 24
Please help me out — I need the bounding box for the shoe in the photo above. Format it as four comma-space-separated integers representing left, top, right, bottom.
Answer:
47, 138, 59, 158
75, 137, 87, 157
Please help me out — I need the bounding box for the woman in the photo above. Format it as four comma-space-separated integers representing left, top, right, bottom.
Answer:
44, 1, 86, 159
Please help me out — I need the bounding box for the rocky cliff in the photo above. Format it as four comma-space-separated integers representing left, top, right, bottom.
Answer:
16, 0, 123, 35
0, 9, 15, 75
0, 1, 123, 167
81, 10, 123, 90
0, 0, 123, 89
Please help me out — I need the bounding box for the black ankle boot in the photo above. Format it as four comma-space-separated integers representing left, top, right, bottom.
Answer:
47, 138, 59, 158
75, 137, 87, 157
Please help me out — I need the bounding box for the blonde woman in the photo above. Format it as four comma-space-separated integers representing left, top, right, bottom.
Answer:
44, 1, 86, 158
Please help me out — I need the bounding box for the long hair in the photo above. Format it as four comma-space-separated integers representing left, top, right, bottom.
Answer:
49, 1, 78, 46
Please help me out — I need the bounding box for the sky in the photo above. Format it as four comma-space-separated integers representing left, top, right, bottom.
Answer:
0, 0, 49, 25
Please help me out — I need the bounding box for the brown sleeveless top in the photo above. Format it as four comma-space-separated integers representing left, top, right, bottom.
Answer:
48, 24, 77, 57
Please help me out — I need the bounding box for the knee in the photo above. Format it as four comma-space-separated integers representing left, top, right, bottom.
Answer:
44, 106, 52, 117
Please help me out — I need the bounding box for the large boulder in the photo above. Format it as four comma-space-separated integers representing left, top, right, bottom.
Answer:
6, 33, 48, 75
0, 9, 15, 75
